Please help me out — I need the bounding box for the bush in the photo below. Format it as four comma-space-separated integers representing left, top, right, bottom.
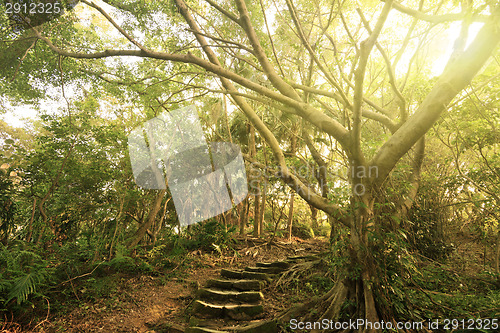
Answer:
0, 244, 52, 308
291, 223, 315, 239
312, 224, 330, 237
186, 219, 236, 253
408, 206, 453, 259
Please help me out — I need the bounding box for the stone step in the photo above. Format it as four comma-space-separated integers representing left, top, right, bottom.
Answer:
192, 300, 263, 320
185, 327, 230, 333
196, 288, 263, 303
189, 317, 226, 328
244, 266, 286, 275
189, 318, 278, 333
286, 254, 321, 262
187, 320, 277, 333
206, 279, 265, 291
256, 261, 291, 270
220, 269, 271, 282
232, 320, 278, 333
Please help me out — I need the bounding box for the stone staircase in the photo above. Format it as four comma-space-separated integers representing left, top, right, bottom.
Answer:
185, 260, 294, 333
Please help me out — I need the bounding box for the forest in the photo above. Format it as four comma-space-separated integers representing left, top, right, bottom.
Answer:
0, 0, 499, 332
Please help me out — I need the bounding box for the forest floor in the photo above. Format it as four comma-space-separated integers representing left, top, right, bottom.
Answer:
28, 237, 328, 333
3, 229, 498, 333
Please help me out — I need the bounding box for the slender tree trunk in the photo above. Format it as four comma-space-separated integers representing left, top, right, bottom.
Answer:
259, 181, 266, 236
154, 197, 171, 244
128, 190, 166, 249
219, 213, 227, 231
236, 203, 242, 231
495, 232, 500, 276
248, 123, 261, 237
223, 95, 233, 144
26, 197, 36, 242
287, 192, 295, 241
259, 143, 268, 236
253, 193, 261, 237
109, 196, 124, 259
310, 204, 318, 229
39, 143, 75, 239
239, 198, 248, 235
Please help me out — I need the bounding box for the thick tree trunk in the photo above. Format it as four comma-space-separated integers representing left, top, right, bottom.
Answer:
306, 189, 380, 333
351, 189, 379, 327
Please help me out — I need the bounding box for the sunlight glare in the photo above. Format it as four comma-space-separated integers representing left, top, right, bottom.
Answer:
431, 22, 484, 76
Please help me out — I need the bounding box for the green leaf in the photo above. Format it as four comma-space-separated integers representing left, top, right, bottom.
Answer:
6, 272, 39, 305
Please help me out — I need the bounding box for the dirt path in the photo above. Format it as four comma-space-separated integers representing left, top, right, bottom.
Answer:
32, 238, 328, 333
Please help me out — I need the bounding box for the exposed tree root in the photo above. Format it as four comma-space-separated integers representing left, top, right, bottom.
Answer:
278, 277, 384, 333
311, 281, 348, 324
276, 259, 322, 289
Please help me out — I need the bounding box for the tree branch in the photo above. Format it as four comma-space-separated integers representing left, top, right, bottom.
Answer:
352, 1, 393, 164
185, 28, 255, 55
285, 0, 351, 107
372, 9, 500, 184
243, 154, 351, 227
234, 0, 300, 100
81, 0, 146, 51
204, 0, 242, 26
175, 0, 350, 226
384, 0, 488, 23
357, 7, 407, 121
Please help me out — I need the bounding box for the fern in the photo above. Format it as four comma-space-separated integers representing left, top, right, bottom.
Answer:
0, 245, 51, 306
0, 275, 11, 304
0, 245, 42, 273
6, 272, 41, 305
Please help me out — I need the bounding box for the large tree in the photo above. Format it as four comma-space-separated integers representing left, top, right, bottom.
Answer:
3, 0, 500, 329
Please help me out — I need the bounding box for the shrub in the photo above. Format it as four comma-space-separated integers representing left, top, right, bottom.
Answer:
0, 244, 52, 307
187, 219, 236, 253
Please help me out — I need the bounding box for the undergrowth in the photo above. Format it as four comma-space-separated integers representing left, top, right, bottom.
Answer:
0, 220, 235, 329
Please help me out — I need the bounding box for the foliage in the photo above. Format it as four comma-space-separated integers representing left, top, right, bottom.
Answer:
186, 220, 237, 253
409, 261, 500, 320
371, 229, 419, 321
291, 222, 315, 239
0, 244, 52, 307
0, 170, 16, 244
407, 206, 454, 260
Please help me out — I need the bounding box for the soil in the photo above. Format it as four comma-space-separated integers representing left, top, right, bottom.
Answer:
24, 237, 328, 333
